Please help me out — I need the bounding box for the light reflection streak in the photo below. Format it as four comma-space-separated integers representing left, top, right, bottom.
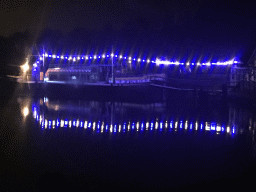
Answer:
34, 114, 244, 136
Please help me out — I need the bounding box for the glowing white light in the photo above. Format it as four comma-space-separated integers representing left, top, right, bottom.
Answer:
111, 53, 114, 57
40, 57, 43, 60
133, 58, 136, 61
52, 55, 56, 58
155, 121, 158, 129
98, 56, 101, 58
84, 121, 87, 129
86, 56, 88, 59
206, 62, 211, 66
102, 54, 105, 58
33, 63, 37, 67
234, 61, 238, 63
21, 62, 29, 72
61, 56, 64, 59
69, 120, 71, 128
143, 60, 145, 62
175, 61, 179, 65
57, 56, 59, 58
147, 59, 150, 63
73, 58, 76, 61
205, 123, 210, 131
124, 57, 126, 59
77, 57, 80, 60
59, 120, 63, 127
216, 125, 221, 131
186, 62, 190, 66
138, 58, 141, 62
45, 53, 48, 57
129, 57, 132, 60
23, 107, 29, 117
197, 62, 201, 66
94, 55, 97, 59
68, 56, 72, 60
115, 55, 118, 57
227, 60, 233, 65
146, 122, 149, 129
227, 126, 230, 133
156, 59, 173, 65
119, 55, 122, 58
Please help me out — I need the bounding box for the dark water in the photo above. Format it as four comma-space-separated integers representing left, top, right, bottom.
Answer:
1, 94, 256, 191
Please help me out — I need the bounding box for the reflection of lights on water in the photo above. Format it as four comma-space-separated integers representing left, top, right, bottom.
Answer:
211, 123, 216, 131
180, 121, 183, 129
205, 123, 210, 131
155, 121, 158, 129
49, 120, 52, 129
61, 120, 64, 127
23, 107, 29, 117
101, 122, 104, 132
34, 113, 242, 136
185, 121, 188, 129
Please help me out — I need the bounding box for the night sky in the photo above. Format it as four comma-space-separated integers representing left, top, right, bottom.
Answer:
1, 0, 256, 61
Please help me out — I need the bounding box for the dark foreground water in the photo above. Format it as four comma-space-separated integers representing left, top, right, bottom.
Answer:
1, 93, 256, 191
